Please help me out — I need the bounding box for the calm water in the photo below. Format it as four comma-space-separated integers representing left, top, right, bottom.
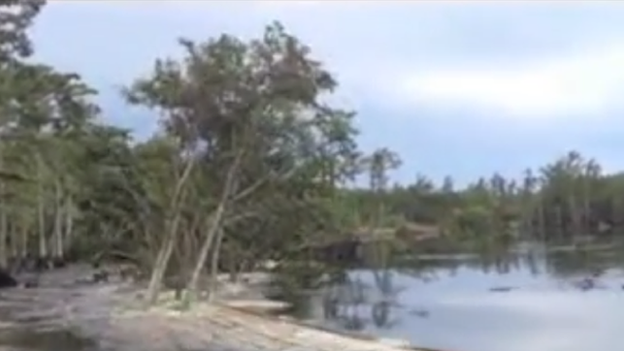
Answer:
294, 246, 624, 351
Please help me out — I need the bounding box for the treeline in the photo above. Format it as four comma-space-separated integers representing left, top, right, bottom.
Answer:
348, 150, 623, 246
0, 1, 620, 305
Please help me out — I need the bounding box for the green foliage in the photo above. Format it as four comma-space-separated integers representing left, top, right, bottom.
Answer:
0, 2, 619, 300
350, 151, 622, 249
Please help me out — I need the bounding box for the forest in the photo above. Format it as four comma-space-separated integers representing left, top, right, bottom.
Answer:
1, 1, 623, 305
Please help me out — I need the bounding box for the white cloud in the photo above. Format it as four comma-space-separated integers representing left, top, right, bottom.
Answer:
398, 41, 624, 121
39, 1, 624, 127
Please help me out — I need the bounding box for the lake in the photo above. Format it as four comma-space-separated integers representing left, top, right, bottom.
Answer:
291, 245, 624, 351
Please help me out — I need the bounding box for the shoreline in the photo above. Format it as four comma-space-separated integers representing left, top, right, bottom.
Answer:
0, 266, 443, 351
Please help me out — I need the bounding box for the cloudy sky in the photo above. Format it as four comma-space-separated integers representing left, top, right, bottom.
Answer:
28, 1, 624, 185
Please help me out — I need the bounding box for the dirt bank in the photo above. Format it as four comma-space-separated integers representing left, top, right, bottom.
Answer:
0, 266, 437, 351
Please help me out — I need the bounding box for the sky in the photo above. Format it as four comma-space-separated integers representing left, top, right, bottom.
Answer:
26, 1, 624, 186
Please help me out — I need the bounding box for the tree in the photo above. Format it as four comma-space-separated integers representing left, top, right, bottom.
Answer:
124, 22, 361, 305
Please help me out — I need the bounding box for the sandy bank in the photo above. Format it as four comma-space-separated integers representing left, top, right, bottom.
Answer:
114, 303, 437, 351
0, 266, 442, 351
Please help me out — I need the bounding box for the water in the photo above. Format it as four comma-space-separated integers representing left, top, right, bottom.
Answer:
292, 246, 624, 351
2, 248, 623, 351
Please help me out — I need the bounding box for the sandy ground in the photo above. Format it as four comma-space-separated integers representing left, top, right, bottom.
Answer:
0, 265, 434, 351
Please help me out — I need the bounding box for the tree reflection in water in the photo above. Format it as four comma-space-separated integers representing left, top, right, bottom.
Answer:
318, 241, 406, 331
310, 240, 624, 336
370, 240, 402, 329
322, 272, 368, 331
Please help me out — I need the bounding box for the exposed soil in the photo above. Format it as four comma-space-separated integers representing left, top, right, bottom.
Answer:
0, 265, 431, 351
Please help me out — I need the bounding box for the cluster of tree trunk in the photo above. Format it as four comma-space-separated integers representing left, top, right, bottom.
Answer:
0, 3, 375, 304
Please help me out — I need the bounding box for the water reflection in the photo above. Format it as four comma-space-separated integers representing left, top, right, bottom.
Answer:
293, 244, 624, 351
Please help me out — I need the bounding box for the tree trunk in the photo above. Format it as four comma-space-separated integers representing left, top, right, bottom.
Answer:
208, 227, 226, 301
63, 196, 73, 257
583, 180, 591, 235
37, 156, 47, 258
53, 181, 63, 258
185, 152, 242, 302
8, 223, 16, 260
20, 223, 28, 258
0, 147, 8, 268
568, 194, 580, 241
145, 214, 181, 305
184, 207, 223, 303
537, 200, 546, 241
144, 156, 196, 306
